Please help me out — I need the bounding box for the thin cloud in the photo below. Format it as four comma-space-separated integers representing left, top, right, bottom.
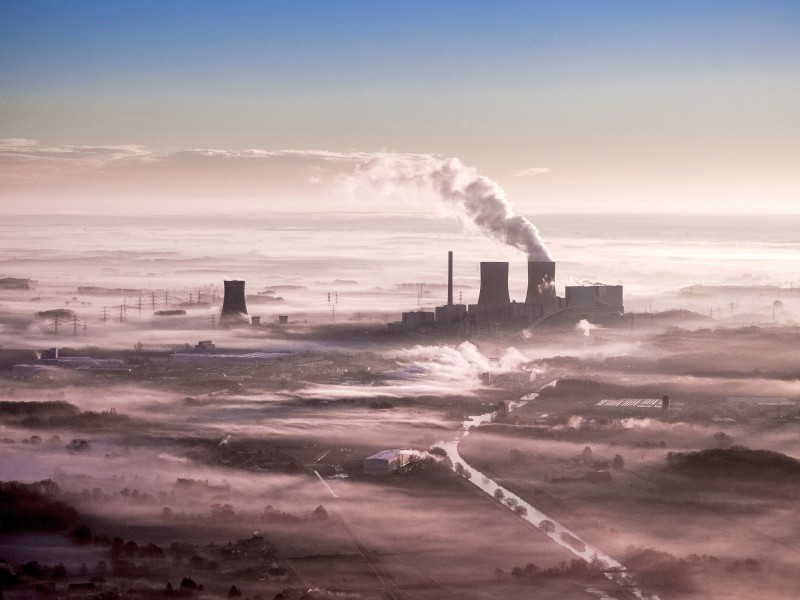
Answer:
0, 139, 152, 183
514, 167, 551, 177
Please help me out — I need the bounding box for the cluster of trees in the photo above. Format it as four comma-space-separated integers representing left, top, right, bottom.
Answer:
622, 546, 695, 593
0, 558, 71, 589
666, 446, 800, 479
496, 556, 608, 582
0, 480, 78, 533
491, 488, 528, 516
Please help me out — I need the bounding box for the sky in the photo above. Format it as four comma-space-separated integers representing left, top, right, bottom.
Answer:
0, 0, 798, 214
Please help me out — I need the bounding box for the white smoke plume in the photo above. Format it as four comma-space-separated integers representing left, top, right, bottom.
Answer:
576, 318, 598, 337
392, 342, 530, 382
350, 155, 553, 261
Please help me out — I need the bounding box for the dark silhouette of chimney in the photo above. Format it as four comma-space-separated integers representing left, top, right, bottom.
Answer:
478, 262, 511, 305
221, 280, 248, 319
525, 261, 556, 304
447, 251, 453, 306
662, 394, 670, 410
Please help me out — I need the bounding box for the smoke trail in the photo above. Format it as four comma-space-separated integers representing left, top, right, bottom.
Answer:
351, 155, 553, 261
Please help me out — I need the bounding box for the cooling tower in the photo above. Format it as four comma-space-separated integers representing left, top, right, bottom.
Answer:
525, 261, 556, 304
478, 262, 511, 305
221, 280, 248, 318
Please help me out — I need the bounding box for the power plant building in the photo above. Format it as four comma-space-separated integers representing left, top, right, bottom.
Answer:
564, 285, 624, 311
392, 252, 624, 333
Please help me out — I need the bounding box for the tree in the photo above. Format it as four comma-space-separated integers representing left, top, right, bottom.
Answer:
493, 488, 505, 501
180, 577, 198, 590
18, 562, 44, 577
504, 497, 518, 509
539, 520, 555, 534
311, 505, 329, 520
612, 454, 625, 470
513, 505, 528, 517
496, 401, 508, 417
582, 446, 593, 463
713, 432, 732, 448
72, 523, 93, 544
124, 540, 139, 555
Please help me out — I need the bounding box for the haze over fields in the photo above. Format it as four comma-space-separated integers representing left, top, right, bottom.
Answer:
2, 2, 800, 600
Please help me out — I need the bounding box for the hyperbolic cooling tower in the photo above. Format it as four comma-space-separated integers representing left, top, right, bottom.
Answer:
221, 280, 248, 318
525, 261, 556, 304
477, 262, 511, 305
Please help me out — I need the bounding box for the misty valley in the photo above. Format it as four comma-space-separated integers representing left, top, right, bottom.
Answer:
2, 213, 800, 600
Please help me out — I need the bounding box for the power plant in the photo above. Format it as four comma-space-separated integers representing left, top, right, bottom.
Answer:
393, 252, 624, 333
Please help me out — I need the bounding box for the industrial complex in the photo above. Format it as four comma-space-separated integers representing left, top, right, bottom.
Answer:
391, 251, 624, 333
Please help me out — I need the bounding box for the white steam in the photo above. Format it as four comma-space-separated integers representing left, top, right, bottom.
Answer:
576, 318, 598, 337
392, 342, 529, 383
350, 155, 553, 261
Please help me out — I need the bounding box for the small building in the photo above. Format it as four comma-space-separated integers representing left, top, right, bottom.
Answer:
363, 449, 415, 475
195, 340, 216, 352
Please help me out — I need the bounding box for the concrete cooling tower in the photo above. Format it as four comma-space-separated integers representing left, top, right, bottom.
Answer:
477, 262, 511, 305
525, 261, 556, 304
221, 280, 248, 320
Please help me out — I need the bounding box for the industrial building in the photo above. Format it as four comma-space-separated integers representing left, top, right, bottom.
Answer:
392, 251, 624, 333
362, 449, 416, 475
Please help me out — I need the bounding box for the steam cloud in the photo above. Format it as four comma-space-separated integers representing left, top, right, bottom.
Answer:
351, 155, 553, 261
576, 318, 598, 337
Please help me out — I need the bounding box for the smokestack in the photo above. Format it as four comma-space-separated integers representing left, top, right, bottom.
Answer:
478, 262, 511, 305
221, 280, 248, 319
525, 261, 556, 304
447, 251, 453, 306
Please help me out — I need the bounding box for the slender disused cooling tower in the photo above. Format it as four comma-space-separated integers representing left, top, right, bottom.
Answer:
525, 261, 556, 304
221, 280, 248, 318
478, 262, 511, 305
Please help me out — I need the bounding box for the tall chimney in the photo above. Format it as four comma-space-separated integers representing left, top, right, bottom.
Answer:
478, 262, 511, 305
221, 280, 248, 319
525, 261, 556, 304
447, 251, 453, 306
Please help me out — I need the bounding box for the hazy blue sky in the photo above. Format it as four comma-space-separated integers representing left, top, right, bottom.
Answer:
1, 1, 798, 213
